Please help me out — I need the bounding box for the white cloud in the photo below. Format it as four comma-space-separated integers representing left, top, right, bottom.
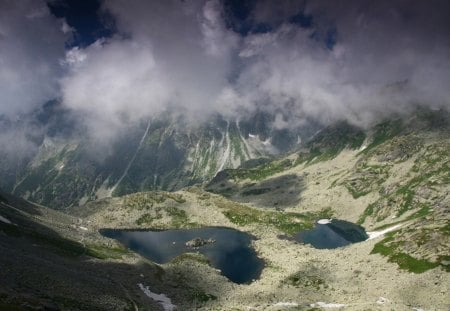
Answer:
226, 0, 450, 128
59, 0, 449, 137
60, 0, 240, 142
0, 0, 66, 116
1, 0, 449, 153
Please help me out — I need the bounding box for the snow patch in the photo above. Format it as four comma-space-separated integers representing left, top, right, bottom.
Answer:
55, 162, 65, 171
310, 302, 346, 308
78, 196, 89, 206
273, 302, 299, 307
138, 283, 176, 311
95, 181, 114, 199
262, 138, 271, 146
79, 226, 88, 231
111, 120, 151, 194
0, 215, 12, 224
317, 219, 332, 224
216, 121, 231, 173
248, 133, 256, 138
367, 224, 403, 240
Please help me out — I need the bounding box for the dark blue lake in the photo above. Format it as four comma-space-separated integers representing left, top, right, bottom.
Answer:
293, 219, 368, 249
100, 227, 264, 284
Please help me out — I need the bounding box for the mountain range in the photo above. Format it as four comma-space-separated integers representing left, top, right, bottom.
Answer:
0, 108, 449, 310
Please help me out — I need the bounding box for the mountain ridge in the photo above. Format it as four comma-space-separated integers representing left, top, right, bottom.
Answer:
5, 111, 317, 209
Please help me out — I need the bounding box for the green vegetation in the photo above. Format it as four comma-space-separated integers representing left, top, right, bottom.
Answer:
357, 203, 375, 224
284, 271, 327, 290
0, 221, 130, 260
166, 206, 192, 228
371, 232, 440, 273
358, 140, 449, 225
295, 122, 366, 166
0, 222, 86, 257
362, 119, 403, 154
441, 222, 450, 235
229, 123, 249, 163
124, 191, 186, 210
345, 164, 391, 199
224, 159, 293, 182
132, 203, 196, 228
216, 199, 332, 235
86, 244, 129, 260
189, 288, 217, 303
135, 212, 162, 225
395, 186, 415, 217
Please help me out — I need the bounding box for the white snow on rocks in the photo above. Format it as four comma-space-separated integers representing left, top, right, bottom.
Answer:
310, 301, 346, 308
273, 302, 299, 307
0, 215, 12, 224
317, 219, 332, 224
367, 224, 403, 240
138, 283, 176, 311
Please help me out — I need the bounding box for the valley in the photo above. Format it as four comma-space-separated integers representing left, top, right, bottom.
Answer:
0, 111, 449, 310
1, 0, 449, 310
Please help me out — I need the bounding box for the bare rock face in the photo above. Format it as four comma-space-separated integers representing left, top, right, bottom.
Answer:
185, 237, 216, 249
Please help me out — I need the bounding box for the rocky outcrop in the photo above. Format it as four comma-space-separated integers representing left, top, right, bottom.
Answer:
185, 237, 216, 249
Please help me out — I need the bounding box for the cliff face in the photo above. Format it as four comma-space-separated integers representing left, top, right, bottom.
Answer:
0, 109, 448, 311
6, 112, 316, 209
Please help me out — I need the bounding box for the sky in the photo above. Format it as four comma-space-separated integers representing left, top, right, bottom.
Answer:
1, 0, 449, 150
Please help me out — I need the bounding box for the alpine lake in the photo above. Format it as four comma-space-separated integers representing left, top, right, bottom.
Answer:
101, 220, 368, 283
100, 227, 265, 284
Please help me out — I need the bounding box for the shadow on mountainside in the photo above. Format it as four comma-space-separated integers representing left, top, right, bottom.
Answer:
0, 199, 225, 311
207, 174, 305, 209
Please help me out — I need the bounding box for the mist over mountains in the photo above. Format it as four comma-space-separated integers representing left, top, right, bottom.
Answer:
1, 2, 450, 310
1, 0, 449, 157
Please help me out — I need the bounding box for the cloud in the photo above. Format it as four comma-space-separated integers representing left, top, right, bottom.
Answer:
60, 0, 241, 142
58, 0, 450, 138
0, 0, 67, 117
246, 0, 450, 127
0, 0, 70, 161
1, 0, 449, 154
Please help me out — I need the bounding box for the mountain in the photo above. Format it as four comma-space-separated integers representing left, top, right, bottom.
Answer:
1, 109, 449, 310
206, 109, 450, 272
0, 189, 142, 310
2, 107, 318, 209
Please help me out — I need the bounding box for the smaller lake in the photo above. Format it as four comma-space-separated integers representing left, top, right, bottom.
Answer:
100, 227, 264, 284
293, 219, 368, 249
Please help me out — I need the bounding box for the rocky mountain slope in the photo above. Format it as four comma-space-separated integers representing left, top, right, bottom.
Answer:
206, 109, 450, 272
0, 109, 448, 310
2, 108, 317, 209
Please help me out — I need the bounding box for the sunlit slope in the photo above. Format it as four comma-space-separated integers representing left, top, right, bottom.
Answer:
206, 109, 450, 273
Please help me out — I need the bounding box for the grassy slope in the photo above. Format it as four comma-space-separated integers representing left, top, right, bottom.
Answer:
204, 111, 450, 273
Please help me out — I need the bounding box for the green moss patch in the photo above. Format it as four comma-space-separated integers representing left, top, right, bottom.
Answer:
371, 232, 441, 273
216, 200, 332, 235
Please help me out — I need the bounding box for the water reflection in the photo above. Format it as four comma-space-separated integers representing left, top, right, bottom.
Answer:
100, 227, 265, 284
293, 219, 368, 249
